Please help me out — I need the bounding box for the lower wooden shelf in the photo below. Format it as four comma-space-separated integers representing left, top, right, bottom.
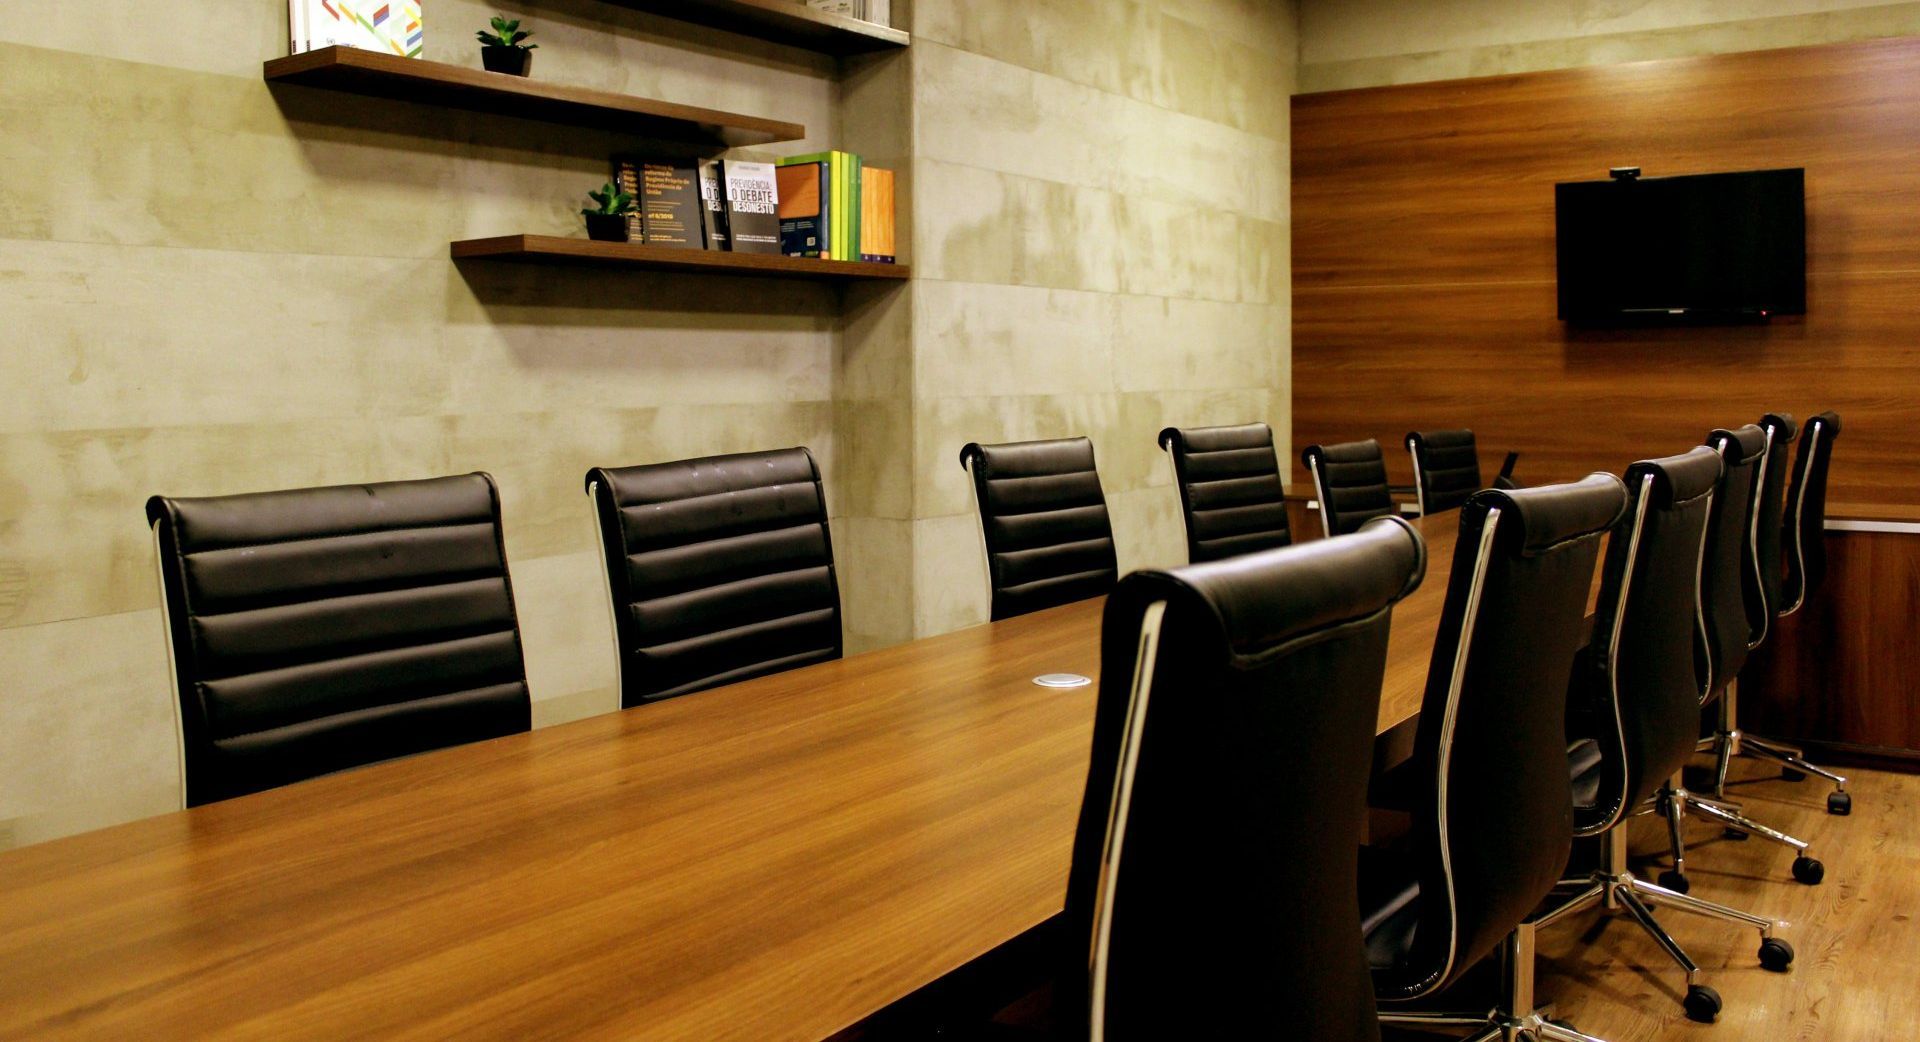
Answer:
450, 235, 910, 280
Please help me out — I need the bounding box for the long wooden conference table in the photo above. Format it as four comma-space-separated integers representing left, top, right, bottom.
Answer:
0, 518, 1462, 1040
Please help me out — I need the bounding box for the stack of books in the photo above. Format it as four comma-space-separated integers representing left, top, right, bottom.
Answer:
287, 0, 424, 57
613, 153, 896, 264
803, 0, 891, 28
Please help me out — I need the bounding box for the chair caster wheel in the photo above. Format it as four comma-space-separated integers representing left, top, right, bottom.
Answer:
1828, 791, 1852, 815
1723, 827, 1750, 841
1684, 984, 1722, 1023
1782, 767, 1807, 782
1657, 869, 1691, 894
1792, 856, 1825, 885
1759, 936, 1795, 972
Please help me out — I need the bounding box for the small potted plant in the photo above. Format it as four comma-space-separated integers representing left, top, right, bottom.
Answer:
476, 16, 537, 76
582, 182, 635, 242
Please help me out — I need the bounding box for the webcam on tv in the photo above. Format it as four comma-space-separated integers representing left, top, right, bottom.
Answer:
1609, 166, 1641, 180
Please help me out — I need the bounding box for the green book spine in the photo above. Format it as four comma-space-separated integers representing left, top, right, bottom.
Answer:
830, 152, 846, 261
849, 152, 863, 264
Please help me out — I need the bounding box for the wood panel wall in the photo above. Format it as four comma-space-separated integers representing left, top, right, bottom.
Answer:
1291, 36, 1920, 507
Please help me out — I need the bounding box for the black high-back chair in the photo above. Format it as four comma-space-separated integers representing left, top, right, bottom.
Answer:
1061, 518, 1424, 1041
1713, 411, 1851, 812
1404, 429, 1483, 515
1157, 422, 1291, 563
1662, 426, 1826, 883
1782, 411, 1840, 615
1361, 476, 1624, 1042
1545, 447, 1794, 1025
147, 473, 532, 807
1302, 438, 1396, 538
586, 448, 842, 708
960, 438, 1118, 621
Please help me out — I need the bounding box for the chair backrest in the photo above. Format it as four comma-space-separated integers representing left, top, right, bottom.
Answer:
1063, 518, 1425, 1041
959, 437, 1119, 621
586, 447, 842, 708
147, 473, 532, 806
1380, 475, 1626, 1002
1405, 429, 1484, 516
1302, 438, 1397, 538
1157, 422, 1291, 563
1699, 425, 1768, 696
1780, 411, 1840, 616
1571, 446, 1721, 836
1748, 412, 1798, 635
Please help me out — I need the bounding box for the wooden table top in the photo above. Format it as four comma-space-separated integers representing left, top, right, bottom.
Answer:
0, 519, 1460, 1041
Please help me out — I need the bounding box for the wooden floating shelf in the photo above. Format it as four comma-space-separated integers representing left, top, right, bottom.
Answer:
451, 235, 911, 280
606, 0, 909, 56
264, 47, 804, 147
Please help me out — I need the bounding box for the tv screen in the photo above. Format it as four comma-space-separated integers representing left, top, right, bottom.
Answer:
1556, 168, 1806, 323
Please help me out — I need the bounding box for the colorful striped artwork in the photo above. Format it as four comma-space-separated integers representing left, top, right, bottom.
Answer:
290, 0, 423, 57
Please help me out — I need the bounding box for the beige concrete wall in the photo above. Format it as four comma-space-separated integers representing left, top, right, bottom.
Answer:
1298, 0, 1920, 92
0, 1, 856, 846
906, 0, 1298, 634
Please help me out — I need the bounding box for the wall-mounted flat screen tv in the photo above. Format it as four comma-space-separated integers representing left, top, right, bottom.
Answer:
1556, 167, 1806, 323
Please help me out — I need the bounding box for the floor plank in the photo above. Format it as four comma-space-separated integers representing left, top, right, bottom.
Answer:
1537, 762, 1920, 1041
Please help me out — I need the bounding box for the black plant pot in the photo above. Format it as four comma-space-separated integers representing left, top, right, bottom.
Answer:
481, 46, 531, 76
584, 213, 629, 242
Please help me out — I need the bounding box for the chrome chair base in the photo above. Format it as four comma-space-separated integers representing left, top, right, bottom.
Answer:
1380, 921, 1612, 1042
1655, 775, 1824, 888
1537, 827, 1791, 1023
1700, 680, 1851, 814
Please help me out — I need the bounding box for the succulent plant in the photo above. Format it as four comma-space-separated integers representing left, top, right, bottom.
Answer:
582, 182, 636, 217
476, 15, 537, 49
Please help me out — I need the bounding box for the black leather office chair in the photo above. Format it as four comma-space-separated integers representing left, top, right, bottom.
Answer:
1361, 476, 1624, 1042
1405, 429, 1493, 515
1302, 438, 1397, 538
586, 448, 842, 708
1156, 422, 1291, 563
1546, 447, 1793, 1025
959, 438, 1118, 621
1655, 425, 1824, 885
147, 473, 532, 806
1059, 518, 1424, 1041
1703, 411, 1849, 812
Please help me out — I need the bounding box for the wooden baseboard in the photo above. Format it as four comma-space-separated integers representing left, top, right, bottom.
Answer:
1786, 738, 1920, 775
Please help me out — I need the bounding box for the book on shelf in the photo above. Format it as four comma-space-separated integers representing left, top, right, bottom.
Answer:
631, 159, 703, 249
803, 0, 890, 27
697, 159, 731, 251
614, 158, 645, 242
288, 0, 424, 57
776, 160, 828, 258
860, 167, 896, 263
723, 162, 782, 254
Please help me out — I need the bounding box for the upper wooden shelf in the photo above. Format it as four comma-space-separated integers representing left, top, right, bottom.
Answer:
451, 234, 911, 281
263, 47, 804, 147
606, 0, 909, 56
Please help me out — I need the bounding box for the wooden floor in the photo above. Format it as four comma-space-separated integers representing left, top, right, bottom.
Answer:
1536, 761, 1920, 1041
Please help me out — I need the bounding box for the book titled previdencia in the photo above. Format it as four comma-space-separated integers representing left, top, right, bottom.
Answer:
288, 0, 424, 56
723, 162, 781, 254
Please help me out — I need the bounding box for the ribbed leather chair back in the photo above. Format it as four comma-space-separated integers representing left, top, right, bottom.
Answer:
1781, 411, 1840, 616
587, 448, 841, 708
1374, 475, 1625, 1002
1699, 425, 1769, 695
1302, 439, 1396, 538
960, 437, 1118, 621
1748, 413, 1798, 631
1157, 422, 1291, 563
1570, 446, 1721, 835
147, 473, 531, 806
1063, 518, 1425, 1041
1405, 430, 1484, 516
